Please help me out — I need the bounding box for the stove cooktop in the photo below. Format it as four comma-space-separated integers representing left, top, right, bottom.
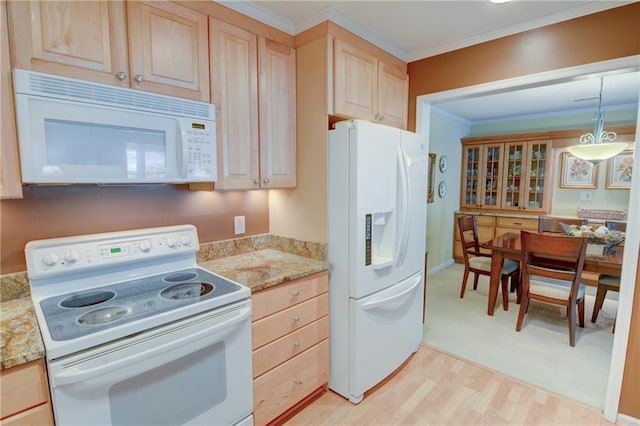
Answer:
39, 268, 243, 341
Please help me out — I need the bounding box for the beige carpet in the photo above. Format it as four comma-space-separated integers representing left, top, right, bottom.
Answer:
422, 263, 617, 409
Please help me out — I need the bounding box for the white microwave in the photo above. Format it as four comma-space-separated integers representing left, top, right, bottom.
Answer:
13, 69, 217, 184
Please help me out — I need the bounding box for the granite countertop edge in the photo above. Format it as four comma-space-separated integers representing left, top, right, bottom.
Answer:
0, 248, 329, 371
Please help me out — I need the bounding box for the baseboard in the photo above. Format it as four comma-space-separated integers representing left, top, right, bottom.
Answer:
427, 258, 455, 276
617, 413, 640, 425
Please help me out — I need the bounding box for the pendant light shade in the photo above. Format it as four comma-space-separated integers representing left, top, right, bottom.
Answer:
567, 77, 628, 164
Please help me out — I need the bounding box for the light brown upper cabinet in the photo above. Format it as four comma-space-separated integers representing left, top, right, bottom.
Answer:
460, 135, 553, 214
333, 39, 408, 129
210, 18, 296, 190
8, 1, 209, 102
1, 0, 22, 199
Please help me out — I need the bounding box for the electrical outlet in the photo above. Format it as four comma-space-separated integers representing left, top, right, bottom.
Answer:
580, 191, 592, 201
234, 216, 245, 235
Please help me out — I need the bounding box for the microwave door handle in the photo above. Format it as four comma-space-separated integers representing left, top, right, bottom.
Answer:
177, 120, 187, 179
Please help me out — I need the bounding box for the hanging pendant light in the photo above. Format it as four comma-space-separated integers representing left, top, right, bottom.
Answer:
567, 77, 628, 164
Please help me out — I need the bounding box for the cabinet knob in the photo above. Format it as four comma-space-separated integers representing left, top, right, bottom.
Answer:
293, 342, 301, 348
374, 112, 383, 121
263, 178, 270, 184
292, 290, 300, 297
253, 179, 260, 185
116, 71, 128, 81
293, 378, 302, 385
134, 74, 144, 84
293, 316, 300, 322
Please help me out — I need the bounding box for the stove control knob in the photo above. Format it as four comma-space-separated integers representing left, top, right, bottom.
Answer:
138, 240, 152, 253
43, 253, 60, 267
180, 235, 191, 246
64, 250, 81, 263
166, 237, 178, 248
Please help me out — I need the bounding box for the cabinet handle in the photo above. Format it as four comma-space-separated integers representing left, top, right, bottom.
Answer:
263, 178, 270, 184
294, 378, 302, 385
513, 222, 523, 225
134, 74, 144, 84
293, 316, 300, 322
116, 71, 128, 81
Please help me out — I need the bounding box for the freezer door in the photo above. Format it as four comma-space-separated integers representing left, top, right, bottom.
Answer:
397, 130, 427, 281
346, 272, 423, 404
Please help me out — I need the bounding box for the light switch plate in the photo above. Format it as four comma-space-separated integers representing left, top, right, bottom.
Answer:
234, 216, 245, 235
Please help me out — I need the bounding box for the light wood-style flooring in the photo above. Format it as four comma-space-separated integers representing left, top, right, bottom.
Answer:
284, 344, 612, 425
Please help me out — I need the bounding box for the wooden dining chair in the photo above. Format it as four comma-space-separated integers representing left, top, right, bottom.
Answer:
457, 215, 519, 309
516, 231, 588, 347
591, 220, 626, 326
538, 216, 587, 234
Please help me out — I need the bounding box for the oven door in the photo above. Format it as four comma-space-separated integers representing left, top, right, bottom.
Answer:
47, 300, 253, 426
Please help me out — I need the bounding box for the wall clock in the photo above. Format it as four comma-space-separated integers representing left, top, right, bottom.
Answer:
438, 181, 447, 198
439, 155, 448, 173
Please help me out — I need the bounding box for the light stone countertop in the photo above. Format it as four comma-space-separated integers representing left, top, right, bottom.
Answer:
0, 244, 329, 370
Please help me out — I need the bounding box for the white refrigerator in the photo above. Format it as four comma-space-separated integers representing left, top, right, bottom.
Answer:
328, 120, 427, 404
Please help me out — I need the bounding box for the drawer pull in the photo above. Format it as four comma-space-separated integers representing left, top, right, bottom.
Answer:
293, 316, 301, 322
292, 291, 300, 297
293, 342, 301, 348
513, 222, 522, 225
294, 378, 303, 385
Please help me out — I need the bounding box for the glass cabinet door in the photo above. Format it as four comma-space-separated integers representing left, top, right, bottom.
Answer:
481, 144, 502, 210
502, 143, 525, 211
524, 141, 550, 212
461, 145, 481, 209
461, 144, 503, 210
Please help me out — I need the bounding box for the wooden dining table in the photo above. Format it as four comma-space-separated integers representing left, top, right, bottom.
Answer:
481, 232, 624, 316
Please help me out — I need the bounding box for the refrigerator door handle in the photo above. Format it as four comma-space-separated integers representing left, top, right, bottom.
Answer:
395, 146, 411, 267
361, 274, 421, 311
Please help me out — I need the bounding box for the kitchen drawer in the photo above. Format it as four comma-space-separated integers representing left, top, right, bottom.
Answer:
0, 359, 50, 419
252, 293, 328, 349
1, 402, 54, 426
476, 215, 496, 226
496, 216, 538, 230
253, 316, 328, 378
253, 339, 329, 426
252, 272, 328, 321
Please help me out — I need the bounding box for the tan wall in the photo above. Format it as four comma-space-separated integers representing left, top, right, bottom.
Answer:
407, 3, 640, 131
0, 186, 269, 274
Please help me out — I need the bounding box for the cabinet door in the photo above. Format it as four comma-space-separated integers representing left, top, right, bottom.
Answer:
333, 39, 377, 121
210, 18, 259, 190
1, 0, 22, 199
258, 38, 296, 188
8, 0, 129, 87
502, 142, 527, 211
460, 145, 482, 209
481, 144, 503, 210
522, 140, 551, 212
377, 61, 408, 129
127, 1, 209, 101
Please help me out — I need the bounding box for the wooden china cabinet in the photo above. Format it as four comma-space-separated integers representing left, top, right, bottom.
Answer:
460, 135, 552, 214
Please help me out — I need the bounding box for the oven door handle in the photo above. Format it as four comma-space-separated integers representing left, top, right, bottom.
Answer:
53, 304, 251, 387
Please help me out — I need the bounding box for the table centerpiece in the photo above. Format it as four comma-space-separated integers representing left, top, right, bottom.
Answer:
560, 223, 625, 256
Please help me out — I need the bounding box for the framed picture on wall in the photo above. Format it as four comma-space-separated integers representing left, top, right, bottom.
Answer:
427, 153, 436, 203
605, 149, 634, 189
560, 152, 598, 189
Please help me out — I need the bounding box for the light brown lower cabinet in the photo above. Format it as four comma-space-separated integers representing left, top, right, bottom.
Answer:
251, 272, 329, 425
0, 358, 54, 425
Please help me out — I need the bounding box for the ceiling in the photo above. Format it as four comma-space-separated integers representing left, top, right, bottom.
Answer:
218, 0, 640, 124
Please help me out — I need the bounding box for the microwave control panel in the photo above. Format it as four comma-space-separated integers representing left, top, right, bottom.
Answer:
180, 118, 217, 181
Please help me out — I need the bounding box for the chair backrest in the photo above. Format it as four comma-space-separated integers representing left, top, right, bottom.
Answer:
520, 231, 587, 301
538, 216, 587, 234
605, 220, 627, 232
457, 215, 481, 262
